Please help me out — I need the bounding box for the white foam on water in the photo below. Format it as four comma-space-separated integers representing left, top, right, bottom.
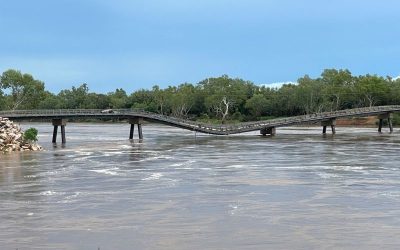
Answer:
275, 165, 367, 173
40, 190, 66, 196
333, 165, 366, 171
379, 191, 400, 198
142, 173, 163, 181
274, 165, 328, 170
24, 175, 37, 178
229, 204, 239, 215
103, 151, 125, 156
138, 155, 174, 162
89, 167, 121, 176
316, 172, 339, 179
227, 164, 248, 169
170, 162, 184, 167
170, 160, 196, 168
58, 192, 83, 204
77, 151, 93, 156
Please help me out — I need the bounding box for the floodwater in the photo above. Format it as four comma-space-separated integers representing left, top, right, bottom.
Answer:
1, 123, 400, 250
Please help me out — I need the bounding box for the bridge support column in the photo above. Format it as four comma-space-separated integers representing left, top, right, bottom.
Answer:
129, 118, 143, 141
321, 119, 336, 135
52, 119, 67, 143
378, 119, 383, 133
260, 127, 276, 136
129, 124, 135, 139
389, 117, 394, 133
138, 124, 143, 140
331, 124, 336, 134
378, 113, 393, 133
52, 125, 58, 143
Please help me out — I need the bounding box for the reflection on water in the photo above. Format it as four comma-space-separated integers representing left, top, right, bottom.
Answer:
1, 123, 400, 249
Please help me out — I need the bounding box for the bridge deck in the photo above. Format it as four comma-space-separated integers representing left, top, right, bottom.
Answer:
1, 105, 399, 135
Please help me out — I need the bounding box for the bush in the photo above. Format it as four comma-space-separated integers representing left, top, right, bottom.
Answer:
231, 111, 244, 122
23, 128, 38, 142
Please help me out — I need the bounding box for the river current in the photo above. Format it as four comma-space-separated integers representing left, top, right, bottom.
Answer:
1, 123, 400, 249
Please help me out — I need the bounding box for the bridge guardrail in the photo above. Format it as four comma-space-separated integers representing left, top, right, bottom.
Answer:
1, 105, 400, 134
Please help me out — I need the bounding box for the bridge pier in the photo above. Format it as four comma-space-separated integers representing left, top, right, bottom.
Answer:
378, 113, 393, 133
260, 127, 276, 136
129, 124, 135, 139
129, 118, 143, 140
52, 119, 67, 143
321, 119, 336, 135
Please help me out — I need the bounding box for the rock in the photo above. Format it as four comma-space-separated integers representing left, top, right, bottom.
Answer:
0, 117, 43, 153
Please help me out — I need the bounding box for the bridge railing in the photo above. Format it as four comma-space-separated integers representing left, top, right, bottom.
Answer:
0, 108, 148, 116
1, 105, 400, 134
214, 105, 400, 132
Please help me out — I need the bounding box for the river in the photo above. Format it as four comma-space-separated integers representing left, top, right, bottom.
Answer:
1, 123, 400, 249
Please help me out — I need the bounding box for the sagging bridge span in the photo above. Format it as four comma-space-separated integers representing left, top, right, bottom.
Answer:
0, 105, 398, 143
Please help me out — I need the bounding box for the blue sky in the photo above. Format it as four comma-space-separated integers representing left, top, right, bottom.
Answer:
0, 0, 399, 93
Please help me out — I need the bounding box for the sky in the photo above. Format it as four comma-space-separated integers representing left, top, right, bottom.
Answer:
0, 0, 399, 93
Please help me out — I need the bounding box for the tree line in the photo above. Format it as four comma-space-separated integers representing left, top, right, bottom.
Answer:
1, 68, 400, 123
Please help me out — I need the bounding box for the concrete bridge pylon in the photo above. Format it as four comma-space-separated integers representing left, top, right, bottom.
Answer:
52, 119, 67, 144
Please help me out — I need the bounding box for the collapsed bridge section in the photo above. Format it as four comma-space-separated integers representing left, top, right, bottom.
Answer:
0, 105, 399, 143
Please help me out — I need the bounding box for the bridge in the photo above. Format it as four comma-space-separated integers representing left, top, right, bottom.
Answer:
0, 105, 398, 143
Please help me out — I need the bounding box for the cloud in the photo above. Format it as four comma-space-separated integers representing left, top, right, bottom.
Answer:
394, 75, 400, 80
261, 81, 298, 89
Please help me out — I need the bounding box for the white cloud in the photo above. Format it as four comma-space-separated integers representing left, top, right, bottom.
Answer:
261, 81, 298, 89
394, 75, 400, 80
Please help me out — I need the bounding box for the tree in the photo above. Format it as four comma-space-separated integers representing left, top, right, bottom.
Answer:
0, 90, 5, 110
200, 75, 248, 123
37, 91, 63, 109
170, 83, 197, 118
388, 77, 400, 105
129, 89, 157, 112
108, 88, 128, 109
355, 75, 390, 107
85, 93, 110, 109
57, 83, 89, 109
273, 83, 301, 116
152, 85, 170, 114
245, 94, 270, 118
296, 75, 325, 114
320, 69, 355, 110
0, 69, 46, 110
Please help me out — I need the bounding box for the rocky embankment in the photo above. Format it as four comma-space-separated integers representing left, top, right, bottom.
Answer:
0, 117, 42, 153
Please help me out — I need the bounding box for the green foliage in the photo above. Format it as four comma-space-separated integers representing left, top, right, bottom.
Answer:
355, 75, 390, 107
0, 69, 46, 110
230, 111, 244, 122
108, 88, 128, 108
57, 83, 90, 109
0, 91, 5, 110
23, 128, 38, 142
245, 94, 270, 118
200, 75, 252, 122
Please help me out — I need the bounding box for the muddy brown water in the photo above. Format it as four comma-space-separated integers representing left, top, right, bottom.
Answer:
1, 123, 400, 249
